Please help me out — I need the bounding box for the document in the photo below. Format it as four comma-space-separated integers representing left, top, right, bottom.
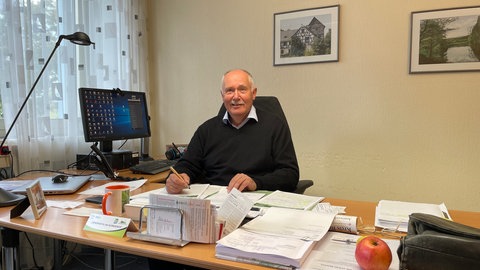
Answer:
216, 188, 255, 237
300, 232, 400, 270
216, 228, 315, 269
375, 200, 451, 232
78, 179, 147, 195
242, 207, 336, 241
130, 183, 210, 199
205, 186, 266, 207
255, 190, 324, 210
148, 193, 216, 243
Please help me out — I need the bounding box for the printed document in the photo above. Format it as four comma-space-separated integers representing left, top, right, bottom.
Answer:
216, 188, 255, 236
205, 186, 266, 207
148, 194, 215, 243
242, 207, 336, 241
300, 232, 400, 270
255, 190, 324, 210
216, 228, 315, 269
375, 200, 451, 232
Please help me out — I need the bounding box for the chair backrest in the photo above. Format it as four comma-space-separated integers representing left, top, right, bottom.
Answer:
218, 96, 314, 194
217, 96, 289, 126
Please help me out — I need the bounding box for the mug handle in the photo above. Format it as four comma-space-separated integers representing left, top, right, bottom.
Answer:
102, 191, 112, 215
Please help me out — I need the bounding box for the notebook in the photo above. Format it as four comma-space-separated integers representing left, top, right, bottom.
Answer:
11, 175, 91, 195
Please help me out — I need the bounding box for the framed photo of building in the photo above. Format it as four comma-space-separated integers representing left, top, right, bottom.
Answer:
274, 5, 339, 66
410, 6, 480, 73
26, 180, 47, 219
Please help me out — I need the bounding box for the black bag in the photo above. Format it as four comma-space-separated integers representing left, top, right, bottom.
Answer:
397, 213, 480, 270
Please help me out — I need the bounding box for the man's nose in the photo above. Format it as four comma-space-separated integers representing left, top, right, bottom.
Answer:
232, 89, 241, 98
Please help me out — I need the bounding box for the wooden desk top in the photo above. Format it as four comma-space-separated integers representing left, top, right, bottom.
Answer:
0, 180, 268, 270
1, 179, 479, 270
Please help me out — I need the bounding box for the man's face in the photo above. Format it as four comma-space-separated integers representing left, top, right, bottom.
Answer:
221, 70, 257, 125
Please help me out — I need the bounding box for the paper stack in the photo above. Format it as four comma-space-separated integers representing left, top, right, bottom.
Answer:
216, 207, 336, 269
375, 200, 451, 232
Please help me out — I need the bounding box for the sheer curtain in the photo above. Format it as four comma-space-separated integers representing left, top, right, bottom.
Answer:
0, 0, 148, 174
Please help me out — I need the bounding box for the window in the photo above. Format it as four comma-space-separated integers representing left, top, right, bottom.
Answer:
0, 0, 148, 173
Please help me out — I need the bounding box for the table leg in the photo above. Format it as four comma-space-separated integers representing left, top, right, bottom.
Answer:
104, 249, 115, 270
53, 239, 63, 270
1, 227, 19, 270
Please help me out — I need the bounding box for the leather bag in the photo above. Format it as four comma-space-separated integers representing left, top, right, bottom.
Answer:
397, 213, 480, 270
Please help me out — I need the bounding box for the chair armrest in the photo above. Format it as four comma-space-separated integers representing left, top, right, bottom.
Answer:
294, 179, 314, 194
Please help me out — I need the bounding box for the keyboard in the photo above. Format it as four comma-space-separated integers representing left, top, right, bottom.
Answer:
129, 159, 178, 175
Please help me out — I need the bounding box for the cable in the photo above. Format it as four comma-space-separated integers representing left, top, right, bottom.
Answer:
8, 152, 14, 177
67, 149, 94, 169
118, 139, 128, 150
23, 232, 41, 269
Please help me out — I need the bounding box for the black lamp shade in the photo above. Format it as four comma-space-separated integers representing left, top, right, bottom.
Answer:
61, 32, 95, 46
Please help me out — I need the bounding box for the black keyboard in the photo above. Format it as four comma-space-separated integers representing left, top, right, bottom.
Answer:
129, 159, 178, 175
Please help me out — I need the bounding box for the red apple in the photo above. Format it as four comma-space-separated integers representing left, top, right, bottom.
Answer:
355, 235, 392, 270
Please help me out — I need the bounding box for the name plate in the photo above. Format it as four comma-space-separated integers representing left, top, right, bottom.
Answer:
84, 213, 138, 238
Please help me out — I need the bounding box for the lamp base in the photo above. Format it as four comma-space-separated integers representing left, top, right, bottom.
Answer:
0, 188, 25, 207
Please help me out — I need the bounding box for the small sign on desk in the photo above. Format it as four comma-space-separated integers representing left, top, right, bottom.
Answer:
84, 213, 138, 238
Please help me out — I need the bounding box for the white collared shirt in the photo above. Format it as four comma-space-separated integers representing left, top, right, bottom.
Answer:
222, 106, 258, 129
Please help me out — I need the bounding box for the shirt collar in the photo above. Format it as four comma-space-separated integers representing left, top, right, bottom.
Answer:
223, 105, 258, 129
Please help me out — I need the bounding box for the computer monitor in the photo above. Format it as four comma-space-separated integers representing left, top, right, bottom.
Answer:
78, 87, 151, 152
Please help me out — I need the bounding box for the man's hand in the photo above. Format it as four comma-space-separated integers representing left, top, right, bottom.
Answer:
165, 173, 190, 194
227, 173, 257, 192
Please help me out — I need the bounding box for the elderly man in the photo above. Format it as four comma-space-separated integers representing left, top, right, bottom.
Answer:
165, 69, 299, 194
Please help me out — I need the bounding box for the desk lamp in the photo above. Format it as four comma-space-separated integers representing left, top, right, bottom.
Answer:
0, 32, 95, 207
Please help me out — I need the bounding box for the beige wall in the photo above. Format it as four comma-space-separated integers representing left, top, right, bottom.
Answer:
146, 0, 480, 211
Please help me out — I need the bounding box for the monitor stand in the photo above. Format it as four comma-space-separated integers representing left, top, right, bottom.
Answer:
140, 137, 154, 161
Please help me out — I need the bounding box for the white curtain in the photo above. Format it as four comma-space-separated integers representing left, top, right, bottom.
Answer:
0, 0, 148, 174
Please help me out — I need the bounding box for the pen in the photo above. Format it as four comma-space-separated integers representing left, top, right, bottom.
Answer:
169, 166, 190, 189
331, 237, 356, 244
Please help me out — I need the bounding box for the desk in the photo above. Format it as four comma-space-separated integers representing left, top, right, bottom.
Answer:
1, 175, 480, 270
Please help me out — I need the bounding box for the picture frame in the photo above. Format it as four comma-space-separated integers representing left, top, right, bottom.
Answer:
26, 180, 47, 219
410, 6, 480, 73
274, 5, 339, 66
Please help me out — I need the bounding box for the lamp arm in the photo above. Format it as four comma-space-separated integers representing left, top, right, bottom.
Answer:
0, 39, 62, 149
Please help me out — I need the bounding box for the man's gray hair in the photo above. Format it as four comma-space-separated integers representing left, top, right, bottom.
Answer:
221, 69, 255, 92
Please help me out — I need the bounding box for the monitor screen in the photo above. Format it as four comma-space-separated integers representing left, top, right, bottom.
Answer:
78, 87, 151, 152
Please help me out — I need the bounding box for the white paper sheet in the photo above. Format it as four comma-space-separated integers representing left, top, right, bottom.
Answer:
147, 194, 215, 243
242, 207, 336, 241
130, 183, 210, 199
300, 232, 400, 270
375, 200, 451, 232
255, 190, 324, 210
78, 179, 147, 195
206, 186, 266, 207
217, 188, 255, 236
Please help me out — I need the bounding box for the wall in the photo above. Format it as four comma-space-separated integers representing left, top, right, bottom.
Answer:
146, 0, 480, 211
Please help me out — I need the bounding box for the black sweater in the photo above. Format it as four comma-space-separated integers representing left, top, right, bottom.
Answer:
174, 108, 299, 192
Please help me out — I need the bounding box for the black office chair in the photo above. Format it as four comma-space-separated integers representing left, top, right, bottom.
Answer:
218, 96, 314, 194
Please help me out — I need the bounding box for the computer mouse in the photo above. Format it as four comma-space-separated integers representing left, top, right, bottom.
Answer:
52, 174, 68, 183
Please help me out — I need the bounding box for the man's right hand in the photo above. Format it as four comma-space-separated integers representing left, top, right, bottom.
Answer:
165, 173, 190, 194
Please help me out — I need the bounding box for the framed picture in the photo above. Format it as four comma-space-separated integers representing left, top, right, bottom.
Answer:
26, 180, 47, 219
410, 6, 480, 73
274, 5, 339, 66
